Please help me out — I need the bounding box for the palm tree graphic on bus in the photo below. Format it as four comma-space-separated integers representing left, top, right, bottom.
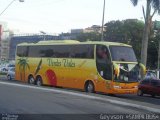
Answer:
18, 58, 30, 81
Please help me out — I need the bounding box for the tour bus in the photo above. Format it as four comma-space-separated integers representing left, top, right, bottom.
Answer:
15, 40, 146, 94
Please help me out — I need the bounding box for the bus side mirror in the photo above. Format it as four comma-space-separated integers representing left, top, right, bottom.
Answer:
113, 63, 120, 77
138, 63, 146, 79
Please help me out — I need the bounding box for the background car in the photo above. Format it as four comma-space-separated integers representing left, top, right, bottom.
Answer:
0, 67, 8, 73
137, 79, 160, 97
145, 71, 157, 79
5, 64, 15, 71
6, 67, 15, 80
0, 64, 15, 73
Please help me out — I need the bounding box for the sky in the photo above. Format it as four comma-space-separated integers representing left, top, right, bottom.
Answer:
0, 0, 160, 34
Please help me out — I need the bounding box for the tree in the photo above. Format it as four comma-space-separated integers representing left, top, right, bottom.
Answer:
104, 20, 125, 42
76, 32, 101, 42
104, 19, 144, 60
148, 38, 157, 69
148, 32, 160, 69
131, 0, 160, 66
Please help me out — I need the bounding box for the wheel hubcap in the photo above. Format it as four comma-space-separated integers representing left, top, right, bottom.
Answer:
87, 83, 93, 92
37, 79, 42, 86
29, 78, 34, 84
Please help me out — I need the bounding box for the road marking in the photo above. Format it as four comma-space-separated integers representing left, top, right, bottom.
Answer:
0, 81, 159, 113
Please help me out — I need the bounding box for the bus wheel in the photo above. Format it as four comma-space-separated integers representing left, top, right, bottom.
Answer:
28, 75, 35, 84
36, 76, 43, 86
85, 81, 95, 93
137, 89, 143, 96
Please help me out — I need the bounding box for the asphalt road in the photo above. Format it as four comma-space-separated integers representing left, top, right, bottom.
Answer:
0, 77, 159, 120
0, 81, 146, 114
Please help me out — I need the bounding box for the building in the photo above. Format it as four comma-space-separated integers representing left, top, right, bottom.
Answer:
71, 29, 83, 34
1, 36, 10, 60
0, 21, 11, 60
9, 33, 61, 60
71, 26, 102, 34
84, 25, 102, 33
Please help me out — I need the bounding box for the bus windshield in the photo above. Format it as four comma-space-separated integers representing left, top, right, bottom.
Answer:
114, 63, 140, 83
109, 46, 137, 62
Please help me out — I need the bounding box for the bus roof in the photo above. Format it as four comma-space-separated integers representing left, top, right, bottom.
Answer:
17, 40, 131, 47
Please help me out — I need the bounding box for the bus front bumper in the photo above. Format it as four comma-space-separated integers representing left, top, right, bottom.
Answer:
110, 87, 138, 94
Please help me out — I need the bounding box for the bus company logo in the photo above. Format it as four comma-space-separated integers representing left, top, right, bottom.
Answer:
47, 58, 75, 67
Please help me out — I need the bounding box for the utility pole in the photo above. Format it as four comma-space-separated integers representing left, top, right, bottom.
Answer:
101, 0, 105, 41
0, 0, 24, 17
158, 40, 160, 78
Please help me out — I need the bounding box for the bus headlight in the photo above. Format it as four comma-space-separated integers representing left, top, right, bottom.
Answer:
113, 86, 121, 89
134, 86, 138, 88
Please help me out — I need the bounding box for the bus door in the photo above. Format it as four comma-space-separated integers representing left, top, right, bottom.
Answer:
96, 45, 113, 92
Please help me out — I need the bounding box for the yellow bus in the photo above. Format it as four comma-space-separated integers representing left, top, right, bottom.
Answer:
15, 40, 146, 94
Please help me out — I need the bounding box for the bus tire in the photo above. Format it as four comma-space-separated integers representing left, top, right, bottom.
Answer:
85, 81, 95, 93
28, 75, 35, 84
36, 76, 43, 86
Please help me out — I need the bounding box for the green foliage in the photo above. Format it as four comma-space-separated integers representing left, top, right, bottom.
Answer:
76, 32, 101, 42
131, 0, 160, 15
154, 21, 160, 30
130, 0, 160, 67
0, 72, 7, 75
147, 33, 160, 69
104, 19, 144, 60
130, 0, 138, 6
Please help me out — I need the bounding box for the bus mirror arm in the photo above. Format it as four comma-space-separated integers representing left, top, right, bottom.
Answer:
138, 63, 146, 79
113, 63, 120, 78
